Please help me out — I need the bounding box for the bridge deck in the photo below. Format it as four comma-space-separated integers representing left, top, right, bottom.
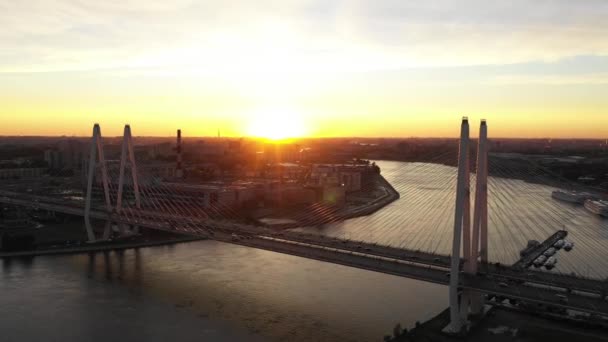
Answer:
3, 191, 608, 316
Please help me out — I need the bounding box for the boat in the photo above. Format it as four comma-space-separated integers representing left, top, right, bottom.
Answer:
520, 240, 540, 257
544, 257, 557, 269
584, 199, 608, 217
553, 239, 565, 249
563, 241, 574, 251
543, 247, 556, 257
551, 190, 596, 204
533, 255, 547, 267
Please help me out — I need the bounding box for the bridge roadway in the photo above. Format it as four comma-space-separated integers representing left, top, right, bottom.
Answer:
266, 232, 608, 296
2, 191, 608, 315
218, 233, 608, 317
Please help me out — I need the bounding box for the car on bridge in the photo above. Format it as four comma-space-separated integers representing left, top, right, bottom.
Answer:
555, 294, 568, 304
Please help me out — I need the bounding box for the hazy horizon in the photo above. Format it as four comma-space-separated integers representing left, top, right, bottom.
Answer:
1, 132, 607, 141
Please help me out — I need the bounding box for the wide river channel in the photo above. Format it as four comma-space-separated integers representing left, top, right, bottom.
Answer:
2, 161, 606, 341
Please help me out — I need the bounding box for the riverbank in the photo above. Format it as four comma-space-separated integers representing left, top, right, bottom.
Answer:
260, 173, 400, 230
387, 305, 608, 342
361, 173, 400, 215
0, 236, 204, 258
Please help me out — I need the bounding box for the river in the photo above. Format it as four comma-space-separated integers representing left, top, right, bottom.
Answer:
1, 160, 607, 341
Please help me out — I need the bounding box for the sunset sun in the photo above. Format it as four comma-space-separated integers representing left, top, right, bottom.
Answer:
246, 107, 308, 140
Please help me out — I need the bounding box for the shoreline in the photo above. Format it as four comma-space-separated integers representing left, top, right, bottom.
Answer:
0, 236, 204, 258
263, 173, 400, 230
1, 173, 401, 257
323, 173, 401, 220
387, 304, 608, 342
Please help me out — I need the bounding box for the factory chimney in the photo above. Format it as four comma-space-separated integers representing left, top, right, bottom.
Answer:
176, 129, 183, 178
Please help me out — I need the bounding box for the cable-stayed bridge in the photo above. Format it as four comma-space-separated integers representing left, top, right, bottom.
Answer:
1, 120, 608, 333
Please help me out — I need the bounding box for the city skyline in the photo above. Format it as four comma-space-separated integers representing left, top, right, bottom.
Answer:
2, 1, 608, 138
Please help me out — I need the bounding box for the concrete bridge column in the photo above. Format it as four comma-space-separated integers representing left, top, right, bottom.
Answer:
84, 124, 112, 243
459, 124, 473, 321
116, 124, 141, 237
85, 124, 141, 242
469, 120, 488, 315
445, 117, 471, 334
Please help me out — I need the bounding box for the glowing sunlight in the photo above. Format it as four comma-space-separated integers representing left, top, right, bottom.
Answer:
246, 107, 309, 140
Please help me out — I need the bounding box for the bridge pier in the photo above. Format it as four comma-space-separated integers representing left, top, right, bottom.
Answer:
469, 120, 488, 315
445, 117, 470, 334
116, 124, 141, 236
445, 118, 490, 334
84, 124, 112, 243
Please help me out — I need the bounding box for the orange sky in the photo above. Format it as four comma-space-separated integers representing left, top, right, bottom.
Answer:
1, 1, 608, 139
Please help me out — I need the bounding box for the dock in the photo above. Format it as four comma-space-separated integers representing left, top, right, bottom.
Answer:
512, 230, 568, 270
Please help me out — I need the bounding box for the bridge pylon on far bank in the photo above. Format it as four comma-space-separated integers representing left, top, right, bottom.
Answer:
84, 124, 141, 242
444, 118, 489, 334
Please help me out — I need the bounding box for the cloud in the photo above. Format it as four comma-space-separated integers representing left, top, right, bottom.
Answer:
491, 72, 608, 85
1, 0, 608, 73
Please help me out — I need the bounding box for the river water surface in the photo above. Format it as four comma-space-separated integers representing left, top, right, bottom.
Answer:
2, 160, 607, 341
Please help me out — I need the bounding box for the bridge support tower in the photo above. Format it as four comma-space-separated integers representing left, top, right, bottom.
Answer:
444, 118, 489, 334
468, 119, 488, 315
116, 124, 141, 236
84, 124, 141, 242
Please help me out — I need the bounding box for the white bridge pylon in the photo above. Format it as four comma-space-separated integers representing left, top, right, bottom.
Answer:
445, 118, 489, 333
84, 124, 141, 242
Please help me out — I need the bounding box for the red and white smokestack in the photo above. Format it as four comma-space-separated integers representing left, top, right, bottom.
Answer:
176, 129, 183, 178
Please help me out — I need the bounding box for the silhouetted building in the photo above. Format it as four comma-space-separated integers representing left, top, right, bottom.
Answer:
0, 168, 45, 179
